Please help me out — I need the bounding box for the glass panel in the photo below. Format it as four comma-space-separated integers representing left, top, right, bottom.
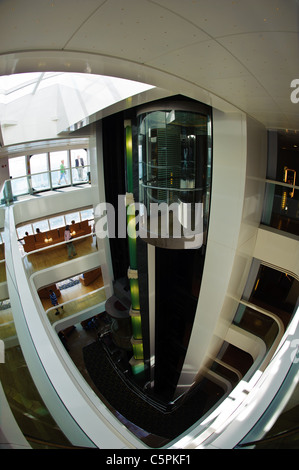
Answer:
8, 155, 26, 178
32, 220, 49, 234
80, 208, 93, 221
233, 304, 279, 351
24, 235, 97, 274
9, 157, 28, 196
10, 177, 28, 196
30, 153, 50, 191
50, 150, 70, 187
70, 149, 88, 183
17, 224, 33, 239
0, 260, 6, 282
248, 265, 299, 329
138, 106, 211, 245
49, 215, 65, 229
46, 288, 106, 325
65, 212, 80, 225
0, 306, 72, 448
261, 182, 299, 236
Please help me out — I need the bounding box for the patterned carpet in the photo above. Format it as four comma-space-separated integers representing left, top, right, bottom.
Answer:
83, 339, 223, 441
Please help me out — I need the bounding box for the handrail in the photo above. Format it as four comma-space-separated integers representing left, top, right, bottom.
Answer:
237, 425, 299, 448
22, 231, 94, 258
141, 182, 206, 192
0, 164, 91, 205
238, 299, 285, 354
265, 178, 299, 191
45, 285, 107, 317
4, 203, 140, 448
7, 164, 90, 182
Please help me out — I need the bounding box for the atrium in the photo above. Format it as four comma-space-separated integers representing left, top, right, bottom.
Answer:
0, 0, 298, 451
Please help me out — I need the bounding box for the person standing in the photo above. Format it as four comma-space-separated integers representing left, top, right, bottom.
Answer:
49, 289, 63, 315
64, 225, 77, 259
79, 156, 84, 180
75, 157, 81, 180
58, 160, 68, 185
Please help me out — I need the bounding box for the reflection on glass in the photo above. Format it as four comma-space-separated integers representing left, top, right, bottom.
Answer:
0, 296, 72, 448
249, 264, 298, 328
137, 105, 211, 246
24, 234, 97, 274
0, 260, 6, 282
0, 299, 15, 339
262, 182, 299, 236
139, 110, 209, 205
46, 287, 106, 325
0, 345, 72, 448
233, 305, 279, 351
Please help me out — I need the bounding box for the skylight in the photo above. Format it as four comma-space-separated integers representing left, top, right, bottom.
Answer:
0, 72, 154, 105
0, 72, 155, 146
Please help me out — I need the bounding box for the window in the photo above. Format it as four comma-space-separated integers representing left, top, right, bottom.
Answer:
17, 224, 33, 239
49, 215, 65, 229
30, 153, 50, 191
50, 150, 70, 187
32, 220, 49, 233
65, 212, 80, 225
70, 149, 87, 183
17, 207, 94, 241
80, 208, 93, 221
8, 156, 28, 196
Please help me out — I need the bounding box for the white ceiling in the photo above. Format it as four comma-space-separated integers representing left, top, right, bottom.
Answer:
0, 0, 298, 134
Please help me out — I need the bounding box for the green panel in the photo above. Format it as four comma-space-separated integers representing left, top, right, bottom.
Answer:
129, 278, 140, 311
130, 313, 142, 339
125, 125, 133, 193
131, 362, 145, 376
127, 208, 138, 269
132, 342, 144, 360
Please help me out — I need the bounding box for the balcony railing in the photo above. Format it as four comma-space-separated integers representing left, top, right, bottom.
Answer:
261, 179, 299, 237
45, 286, 107, 325
0, 165, 91, 205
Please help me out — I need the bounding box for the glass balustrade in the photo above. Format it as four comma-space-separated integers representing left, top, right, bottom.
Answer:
0, 165, 91, 205
261, 180, 299, 236
45, 287, 106, 325
23, 233, 97, 275
0, 301, 75, 448
0, 259, 6, 283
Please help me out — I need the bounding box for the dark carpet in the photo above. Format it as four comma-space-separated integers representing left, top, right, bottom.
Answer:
83, 340, 221, 440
